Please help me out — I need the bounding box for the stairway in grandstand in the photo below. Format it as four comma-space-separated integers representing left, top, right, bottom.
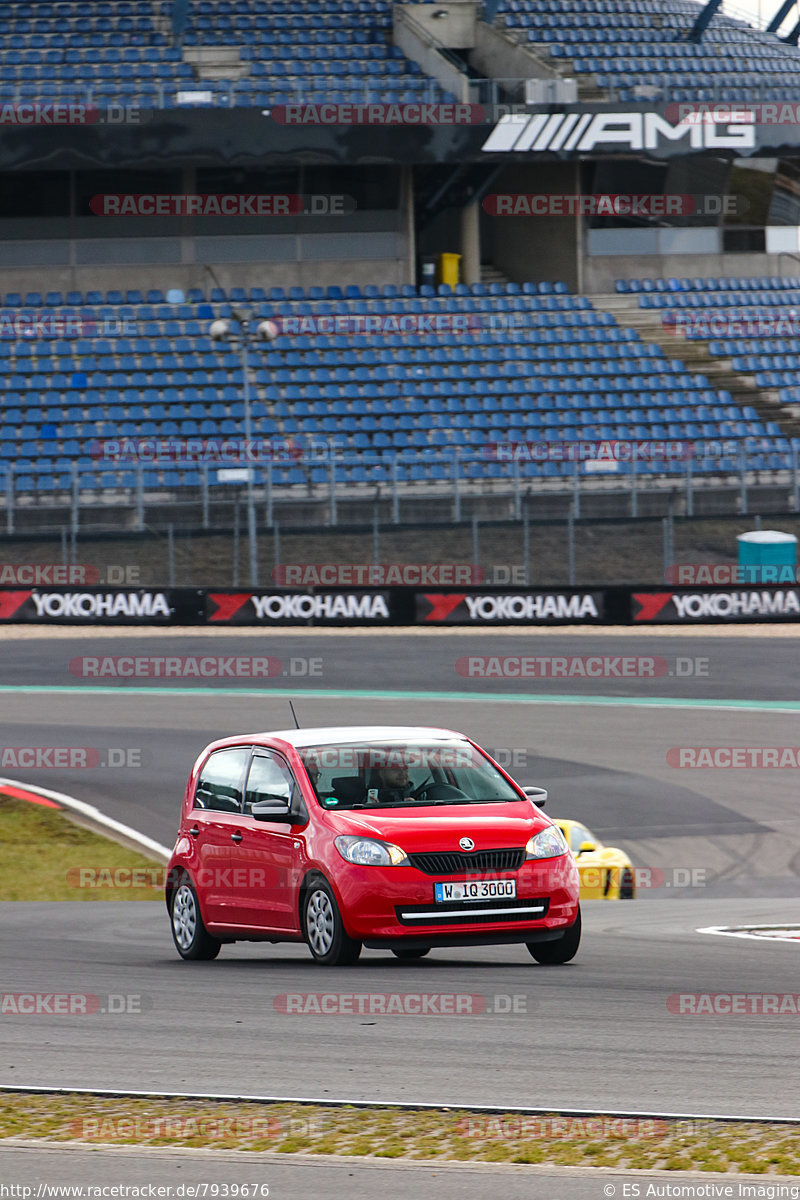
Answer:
596, 279, 800, 443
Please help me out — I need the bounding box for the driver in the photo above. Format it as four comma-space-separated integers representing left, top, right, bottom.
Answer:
367, 763, 415, 805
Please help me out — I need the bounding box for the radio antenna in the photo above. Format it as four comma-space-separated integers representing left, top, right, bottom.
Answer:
289, 701, 301, 729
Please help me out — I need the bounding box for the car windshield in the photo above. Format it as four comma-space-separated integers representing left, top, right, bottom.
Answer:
298, 740, 526, 810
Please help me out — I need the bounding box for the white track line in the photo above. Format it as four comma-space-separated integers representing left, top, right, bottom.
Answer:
0, 1085, 797, 1125
0, 776, 171, 862
698, 924, 800, 942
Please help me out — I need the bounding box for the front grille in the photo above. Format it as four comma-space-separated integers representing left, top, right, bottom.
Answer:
396, 897, 550, 926
408, 848, 525, 876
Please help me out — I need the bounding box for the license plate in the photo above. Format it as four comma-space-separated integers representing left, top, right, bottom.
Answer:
434, 880, 516, 903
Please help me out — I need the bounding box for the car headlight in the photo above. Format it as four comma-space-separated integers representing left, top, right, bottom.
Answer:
334, 835, 409, 867
525, 826, 569, 860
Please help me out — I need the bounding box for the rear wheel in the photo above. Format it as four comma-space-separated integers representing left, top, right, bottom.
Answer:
527, 908, 581, 965
392, 947, 431, 960
304, 879, 362, 966
170, 877, 221, 961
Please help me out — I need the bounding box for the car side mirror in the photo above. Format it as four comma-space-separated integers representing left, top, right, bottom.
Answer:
578, 841, 596, 856
250, 798, 295, 822
522, 786, 547, 809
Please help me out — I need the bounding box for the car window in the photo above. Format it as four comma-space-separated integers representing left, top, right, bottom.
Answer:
194, 747, 250, 812
570, 825, 592, 853
298, 741, 526, 810
243, 753, 295, 814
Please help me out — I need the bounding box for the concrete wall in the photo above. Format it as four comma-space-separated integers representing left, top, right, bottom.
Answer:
471, 22, 561, 83
583, 251, 800, 293
394, 5, 473, 102
395, 2, 480, 48
483, 162, 581, 287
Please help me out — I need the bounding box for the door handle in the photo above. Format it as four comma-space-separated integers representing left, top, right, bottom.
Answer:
188, 826, 200, 837
231, 832, 243, 843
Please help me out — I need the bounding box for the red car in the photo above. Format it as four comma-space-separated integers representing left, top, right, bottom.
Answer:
165, 725, 581, 966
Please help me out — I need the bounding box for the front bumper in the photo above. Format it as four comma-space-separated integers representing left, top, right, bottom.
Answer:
333, 854, 580, 942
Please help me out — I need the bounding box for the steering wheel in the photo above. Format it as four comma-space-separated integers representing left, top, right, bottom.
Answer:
408, 775, 434, 800
410, 781, 469, 804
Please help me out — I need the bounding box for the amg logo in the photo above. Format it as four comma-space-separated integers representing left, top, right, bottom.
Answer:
481, 111, 756, 154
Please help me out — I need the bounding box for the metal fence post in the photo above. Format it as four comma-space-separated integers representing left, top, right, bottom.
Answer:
233, 499, 240, 588
571, 459, 581, 518
167, 523, 175, 588
739, 441, 748, 513
471, 514, 479, 574
630, 455, 638, 518
201, 464, 209, 529
568, 504, 576, 586
274, 519, 281, 576
373, 505, 380, 565
135, 462, 144, 531
522, 509, 530, 585
329, 457, 337, 526
512, 457, 521, 520
452, 452, 461, 523
793, 442, 799, 512
71, 462, 79, 537
266, 461, 273, 528
685, 453, 694, 517
390, 456, 399, 524
5, 467, 12, 535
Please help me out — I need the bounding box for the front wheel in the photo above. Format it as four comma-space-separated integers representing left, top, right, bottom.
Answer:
170, 877, 221, 961
527, 908, 581, 965
392, 947, 431, 960
304, 879, 362, 966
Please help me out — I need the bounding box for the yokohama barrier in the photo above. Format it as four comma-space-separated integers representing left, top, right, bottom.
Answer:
0, 586, 798, 624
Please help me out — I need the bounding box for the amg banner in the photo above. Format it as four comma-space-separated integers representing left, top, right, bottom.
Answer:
416, 591, 607, 624
632, 589, 800, 623
207, 591, 396, 624
0, 588, 205, 623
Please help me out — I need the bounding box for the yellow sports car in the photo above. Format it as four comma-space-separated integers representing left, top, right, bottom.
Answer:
552, 819, 636, 900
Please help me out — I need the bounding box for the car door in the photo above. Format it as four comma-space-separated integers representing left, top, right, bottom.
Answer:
190, 746, 250, 925
227, 750, 305, 931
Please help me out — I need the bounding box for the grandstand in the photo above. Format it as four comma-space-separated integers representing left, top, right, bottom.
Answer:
1, 0, 800, 536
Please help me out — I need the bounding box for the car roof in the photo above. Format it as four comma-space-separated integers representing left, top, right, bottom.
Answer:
240, 726, 467, 749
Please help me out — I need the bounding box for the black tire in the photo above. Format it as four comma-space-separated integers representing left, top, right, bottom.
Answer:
392, 947, 431, 960
527, 908, 581, 965
170, 875, 221, 961
303, 878, 362, 966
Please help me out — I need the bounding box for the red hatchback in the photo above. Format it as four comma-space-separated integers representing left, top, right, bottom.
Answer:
166, 725, 581, 966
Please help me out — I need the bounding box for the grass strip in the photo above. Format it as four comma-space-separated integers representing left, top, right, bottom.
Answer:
0, 1094, 798, 1172
0, 795, 163, 901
